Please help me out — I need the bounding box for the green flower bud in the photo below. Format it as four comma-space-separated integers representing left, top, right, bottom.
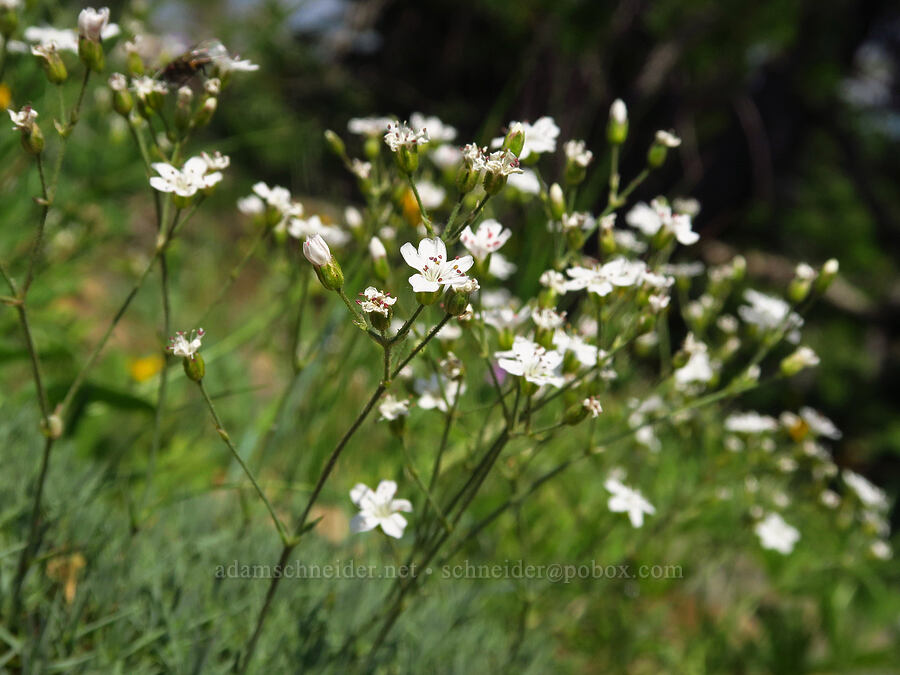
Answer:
780, 346, 819, 377
183, 354, 205, 381
415, 289, 443, 306
0, 7, 18, 38
41, 413, 64, 439
564, 402, 589, 426
395, 144, 419, 174
502, 122, 525, 157
455, 165, 481, 194
127, 48, 144, 76
324, 129, 346, 158
607, 99, 628, 145
483, 171, 508, 196
814, 259, 839, 295
548, 183, 565, 220
33, 45, 68, 85
364, 135, 381, 160
647, 130, 681, 169
78, 36, 105, 72
445, 279, 478, 317
192, 97, 217, 128
498, 328, 515, 351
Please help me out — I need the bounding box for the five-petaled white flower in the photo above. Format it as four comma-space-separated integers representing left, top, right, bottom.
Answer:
349, 480, 412, 539
655, 130, 681, 147
495, 336, 565, 388
625, 198, 699, 246
150, 156, 222, 197
483, 149, 523, 177
459, 219, 511, 261
378, 394, 410, 421
410, 112, 456, 143
725, 411, 778, 434
414, 374, 466, 412
132, 75, 168, 102
843, 470, 887, 510
738, 289, 803, 334
348, 116, 395, 136
583, 396, 603, 418
204, 40, 259, 73
605, 478, 655, 528
384, 122, 429, 152
358, 287, 397, 317
553, 330, 599, 366
167, 328, 204, 359
564, 139, 593, 167
401, 237, 474, 293
754, 512, 800, 554
9, 106, 38, 131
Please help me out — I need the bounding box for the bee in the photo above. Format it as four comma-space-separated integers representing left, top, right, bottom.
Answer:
157, 39, 227, 85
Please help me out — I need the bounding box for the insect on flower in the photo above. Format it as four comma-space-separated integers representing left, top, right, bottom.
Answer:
156, 40, 224, 85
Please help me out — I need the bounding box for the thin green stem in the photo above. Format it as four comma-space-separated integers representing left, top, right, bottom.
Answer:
406, 174, 433, 237
58, 202, 200, 415
10, 436, 54, 619
239, 381, 388, 673
197, 228, 270, 326
391, 314, 451, 379
197, 380, 289, 545
22, 154, 50, 294
388, 304, 424, 345
402, 437, 452, 534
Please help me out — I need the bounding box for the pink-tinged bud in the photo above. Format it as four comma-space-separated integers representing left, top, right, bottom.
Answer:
303, 234, 331, 266
304, 235, 344, 290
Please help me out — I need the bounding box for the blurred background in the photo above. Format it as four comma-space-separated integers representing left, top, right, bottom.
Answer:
178, 0, 900, 511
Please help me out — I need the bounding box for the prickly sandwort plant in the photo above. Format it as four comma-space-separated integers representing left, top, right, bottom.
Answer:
0, 5, 891, 672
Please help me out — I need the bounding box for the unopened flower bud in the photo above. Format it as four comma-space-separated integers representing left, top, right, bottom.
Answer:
730, 255, 746, 282
369, 236, 390, 281
183, 353, 205, 381
303, 234, 343, 291
32, 44, 68, 85
193, 96, 217, 127
788, 263, 816, 303
415, 289, 443, 306
324, 129, 346, 159
125, 40, 144, 76
78, 36, 105, 72
455, 164, 481, 194
780, 346, 820, 377
548, 183, 565, 220
607, 99, 628, 145
502, 122, 526, 157
445, 279, 479, 316
0, 3, 18, 38
9, 106, 44, 155
647, 130, 681, 168
41, 413, 64, 439
814, 258, 839, 294
109, 73, 133, 115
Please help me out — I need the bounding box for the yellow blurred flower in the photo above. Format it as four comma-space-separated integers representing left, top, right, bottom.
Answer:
46, 552, 86, 604
0, 84, 11, 111
400, 188, 420, 226
129, 354, 164, 382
